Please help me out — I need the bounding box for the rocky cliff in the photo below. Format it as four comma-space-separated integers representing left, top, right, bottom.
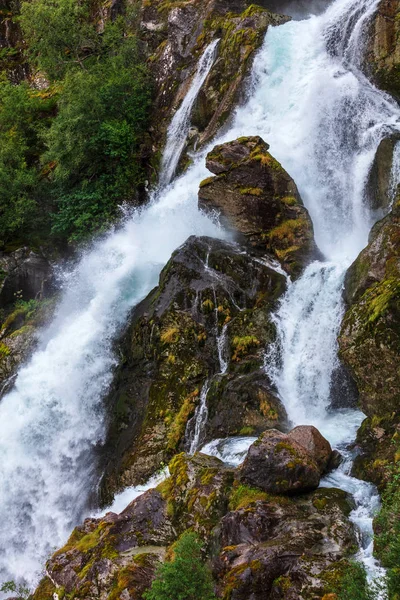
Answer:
33, 427, 357, 600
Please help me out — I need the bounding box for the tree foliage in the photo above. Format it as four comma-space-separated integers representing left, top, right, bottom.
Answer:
144, 532, 216, 600
0, 0, 151, 246
0, 80, 54, 245
45, 39, 151, 240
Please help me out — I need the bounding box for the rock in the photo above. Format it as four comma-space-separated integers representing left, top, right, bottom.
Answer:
158, 452, 234, 536
43, 488, 173, 597
238, 428, 329, 494
99, 235, 287, 503
0, 247, 53, 308
215, 487, 356, 599
205, 371, 288, 440
34, 448, 357, 600
367, 136, 400, 212
198, 137, 316, 277
287, 425, 332, 473
362, 0, 400, 98
141, 0, 290, 174
339, 197, 400, 417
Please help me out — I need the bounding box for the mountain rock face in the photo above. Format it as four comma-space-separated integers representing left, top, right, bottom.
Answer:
339, 194, 400, 487
198, 137, 317, 277
140, 1, 290, 162
100, 234, 288, 503
363, 0, 400, 98
339, 196, 400, 418
33, 429, 357, 600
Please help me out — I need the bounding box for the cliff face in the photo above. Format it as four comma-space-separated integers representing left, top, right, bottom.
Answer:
363, 0, 400, 97
139, 0, 289, 173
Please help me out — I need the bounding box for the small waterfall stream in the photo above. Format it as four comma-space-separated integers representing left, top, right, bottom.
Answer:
159, 39, 220, 187
1, 0, 400, 591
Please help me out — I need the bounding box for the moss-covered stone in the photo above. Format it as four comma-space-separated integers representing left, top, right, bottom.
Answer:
363, 0, 400, 98
198, 137, 317, 277
339, 198, 400, 418
141, 0, 290, 173
100, 235, 287, 503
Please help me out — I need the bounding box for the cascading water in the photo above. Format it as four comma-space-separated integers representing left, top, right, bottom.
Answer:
0, 41, 223, 587
159, 39, 220, 187
1, 0, 400, 591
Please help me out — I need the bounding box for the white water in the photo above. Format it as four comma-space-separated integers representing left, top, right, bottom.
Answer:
188, 380, 211, 455
201, 436, 257, 467
159, 39, 220, 187
95, 468, 169, 516
1, 0, 400, 590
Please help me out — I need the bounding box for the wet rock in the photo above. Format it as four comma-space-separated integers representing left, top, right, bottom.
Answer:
141, 0, 290, 178
34, 449, 357, 600
238, 427, 330, 494
363, 0, 400, 98
198, 137, 316, 277
100, 235, 287, 502
339, 197, 400, 417
367, 136, 400, 212
214, 487, 356, 599
158, 452, 234, 536
205, 371, 288, 440
287, 425, 332, 473
0, 247, 53, 308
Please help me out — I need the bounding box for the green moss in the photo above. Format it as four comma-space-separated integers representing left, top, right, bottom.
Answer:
0, 342, 11, 357
231, 335, 260, 361
199, 176, 214, 188
166, 388, 199, 451
239, 187, 263, 196
229, 484, 268, 510
238, 426, 255, 435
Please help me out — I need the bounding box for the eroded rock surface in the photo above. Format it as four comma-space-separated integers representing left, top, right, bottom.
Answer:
100, 235, 288, 502
198, 137, 316, 277
33, 441, 357, 600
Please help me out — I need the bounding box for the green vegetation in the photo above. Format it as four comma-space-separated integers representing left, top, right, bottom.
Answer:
374, 466, 400, 599
332, 562, 375, 600
0, 580, 30, 600
0, 0, 151, 247
143, 531, 216, 600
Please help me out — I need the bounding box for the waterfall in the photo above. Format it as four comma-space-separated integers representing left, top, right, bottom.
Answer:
159, 39, 220, 187
1, 0, 400, 590
0, 65, 223, 588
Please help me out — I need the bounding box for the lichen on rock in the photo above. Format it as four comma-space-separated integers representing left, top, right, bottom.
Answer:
198, 136, 317, 277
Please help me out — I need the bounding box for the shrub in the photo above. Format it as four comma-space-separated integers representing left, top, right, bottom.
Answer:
143, 531, 216, 600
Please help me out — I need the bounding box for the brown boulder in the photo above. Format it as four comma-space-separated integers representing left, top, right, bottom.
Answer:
238, 428, 329, 494
198, 137, 316, 277
287, 425, 332, 473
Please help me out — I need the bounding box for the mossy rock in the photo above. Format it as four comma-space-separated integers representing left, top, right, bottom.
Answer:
198, 137, 317, 278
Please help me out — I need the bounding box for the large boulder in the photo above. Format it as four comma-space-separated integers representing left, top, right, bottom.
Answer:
287, 425, 333, 473
198, 137, 316, 277
238, 427, 333, 494
99, 235, 287, 503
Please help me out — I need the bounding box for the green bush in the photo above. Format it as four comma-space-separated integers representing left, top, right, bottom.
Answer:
143, 531, 216, 600
19, 0, 99, 80
332, 562, 375, 600
46, 39, 151, 240
0, 80, 55, 245
374, 467, 400, 599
